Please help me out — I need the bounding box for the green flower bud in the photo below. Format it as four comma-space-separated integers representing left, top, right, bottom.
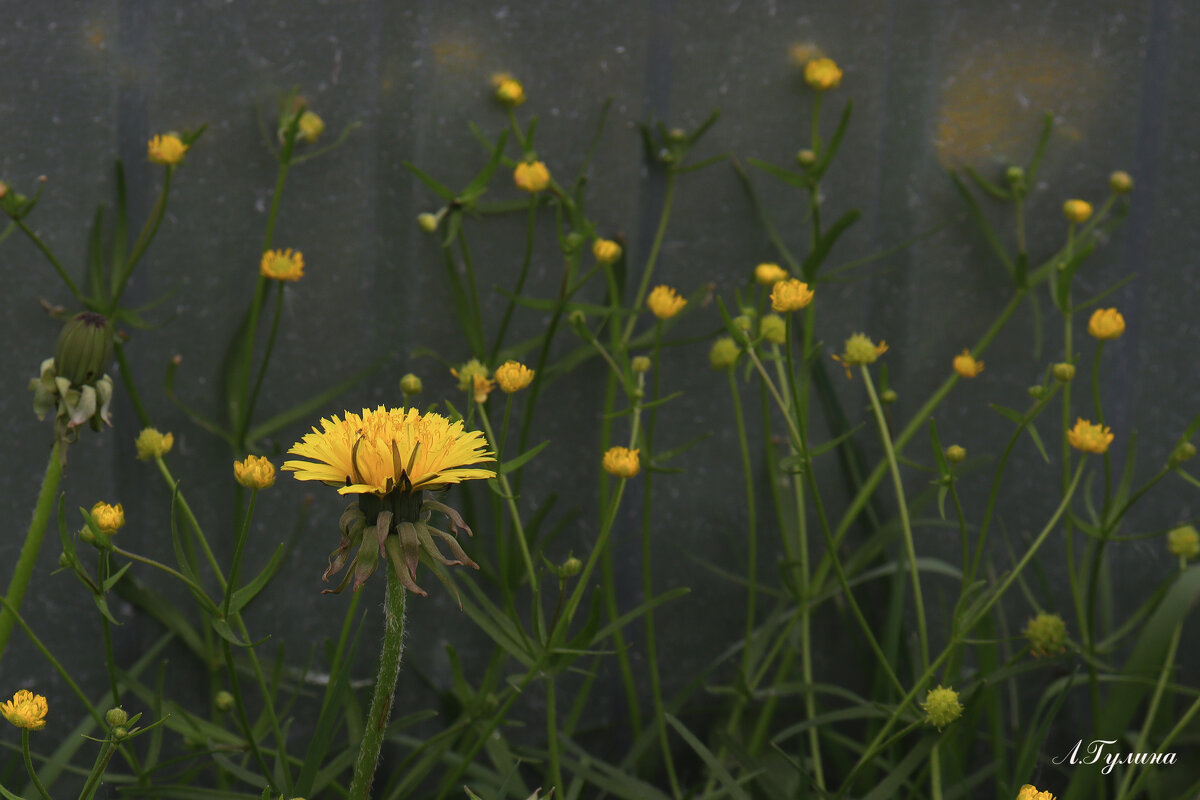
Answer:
564, 232, 585, 253
732, 315, 753, 332
106, 707, 128, 728
945, 445, 966, 464
1168, 525, 1199, 560
921, 685, 963, 730
1005, 165, 1024, 184
1028, 385, 1046, 400
54, 312, 113, 386
631, 356, 652, 373
796, 149, 816, 167
1023, 612, 1067, 657
1169, 441, 1196, 469
417, 213, 439, 233
215, 690, 235, 712
1053, 362, 1075, 382
760, 314, 786, 345
400, 373, 423, 397
561, 556, 582, 577
111, 726, 129, 741
709, 337, 739, 370
881, 388, 898, 405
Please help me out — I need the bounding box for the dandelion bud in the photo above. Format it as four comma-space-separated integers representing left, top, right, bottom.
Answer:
105, 707, 128, 728
796, 149, 816, 167
770, 279, 815, 313
417, 213, 439, 233
1052, 362, 1075, 382
1109, 170, 1133, 194
921, 685, 963, 730
55, 312, 114, 387
400, 373, 423, 396
215, 691, 235, 712
945, 445, 966, 464
495, 77, 526, 106
1023, 612, 1068, 657
709, 338, 740, 370
1167, 525, 1200, 560
147, 134, 188, 166
561, 556, 582, 577
631, 356, 652, 373
1169, 441, 1196, 468
90, 502, 125, 535
952, 349, 984, 378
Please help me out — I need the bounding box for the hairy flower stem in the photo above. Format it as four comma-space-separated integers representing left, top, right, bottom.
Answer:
863, 367, 929, 670
0, 440, 64, 662
348, 567, 407, 800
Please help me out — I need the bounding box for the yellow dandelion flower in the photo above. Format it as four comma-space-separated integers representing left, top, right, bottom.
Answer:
233, 455, 276, 490
1, 690, 48, 731
1167, 525, 1199, 560
283, 407, 495, 497
1062, 199, 1092, 224
593, 238, 622, 264
952, 349, 984, 378
754, 262, 789, 286
514, 161, 551, 193
831, 333, 888, 379
1017, 785, 1056, 800
921, 685, 963, 730
602, 446, 640, 479
297, 111, 325, 143
1067, 419, 1114, 454
770, 278, 815, 312
260, 249, 305, 282
135, 428, 174, 461
494, 361, 535, 393
89, 502, 125, 535
147, 134, 187, 165
1087, 308, 1125, 340
647, 285, 687, 320
284, 407, 495, 596
804, 57, 843, 91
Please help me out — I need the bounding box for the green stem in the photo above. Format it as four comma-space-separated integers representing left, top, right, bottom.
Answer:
620, 172, 677, 346
113, 167, 174, 309
109, 546, 215, 610
221, 636, 278, 792
99, 551, 121, 706
728, 369, 757, 680
113, 342, 151, 427
0, 440, 64, 661
545, 672, 564, 796
17, 220, 82, 300
223, 490, 257, 619
348, 567, 407, 800
478, 407, 537, 594
863, 366, 929, 670
22, 730, 53, 800
154, 456, 227, 589
490, 197, 539, 362
930, 744, 944, 800
239, 283, 285, 447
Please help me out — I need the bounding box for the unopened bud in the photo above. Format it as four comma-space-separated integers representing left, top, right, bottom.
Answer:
106, 707, 128, 728
215, 690, 235, 712
796, 149, 816, 167
561, 557, 582, 577
667, 128, 687, 142
1005, 166, 1024, 184
111, 726, 129, 741
564, 232, 584, 253
1109, 170, 1133, 194
400, 373, 423, 397
417, 213, 439, 233
1170, 441, 1197, 469
881, 388, 898, 404
54, 312, 114, 386
631, 356, 651, 373
945, 445, 966, 464
1028, 385, 1047, 400
1053, 362, 1075, 382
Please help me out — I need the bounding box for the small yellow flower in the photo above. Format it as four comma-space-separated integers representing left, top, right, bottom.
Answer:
513, 161, 551, 193
804, 57, 844, 91
1109, 171, 1133, 194
1062, 199, 1093, 224
754, 262, 789, 286
451, 359, 489, 392
770, 278, 815, 313
1017, 785, 1056, 800
1167, 525, 1200, 560
602, 446, 640, 479
469, 375, 495, 404
831, 333, 888, 379
494, 361, 535, 393
945, 445, 966, 464
647, 285, 687, 320
495, 77, 526, 106
1, 690, 48, 731
234, 455, 276, 490
709, 338, 739, 370
1023, 612, 1068, 657
921, 685, 963, 730
260, 249, 305, 282
135, 428, 174, 461
1087, 308, 1125, 340
297, 111, 325, 143
593, 238, 622, 264
1067, 419, 1114, 454
952, 349, 984, 378
760, 314, 786, 345
147, 134, 188, 165
90, 502, 125, 535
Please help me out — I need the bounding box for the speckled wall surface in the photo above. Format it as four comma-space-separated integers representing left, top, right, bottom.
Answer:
1, 0, 1196, 776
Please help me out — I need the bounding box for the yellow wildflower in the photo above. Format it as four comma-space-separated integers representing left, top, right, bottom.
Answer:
921, 685, 963, 730
952, 349, 984, 378
297, 111, 325, 143
754, 262, 789, 286
647, 285, 687, 320
451, 359, 489, 392
147, 134, 187, 165
804, 57, 843, 91
260, 249, 305, 282
770, 278, 814, 312
135, 428, 174, 461
831, 333, 888, 379
1, 690, 48, 731
1167, 525, 1199, 560
1062, 199, 1092, 224
89, 502, 125, 535
1087, 308, 1125, 340
495, 77, 526, 106
1016, 785, 1055, 800
494, 361, 535, 393
602, 446, 640, 479
593, 238, 622, 264
1109, 171, 1133, 194
233, 455, 276, 490
1023, 612, 1068, 657
513, 161, 551, 193
1067, 419, 1114, 454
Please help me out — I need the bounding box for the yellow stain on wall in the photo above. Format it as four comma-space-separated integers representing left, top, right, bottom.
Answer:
935, 40, 1096, 167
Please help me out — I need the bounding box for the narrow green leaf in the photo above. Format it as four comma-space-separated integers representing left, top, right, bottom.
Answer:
664, 713, 751, 800
230, 544, 285, 613
246, 353, 392, 443
802, 208, 861, 283
403, 161, 456, 201
950, 170, 1014, 278
499, 440, 550, 475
